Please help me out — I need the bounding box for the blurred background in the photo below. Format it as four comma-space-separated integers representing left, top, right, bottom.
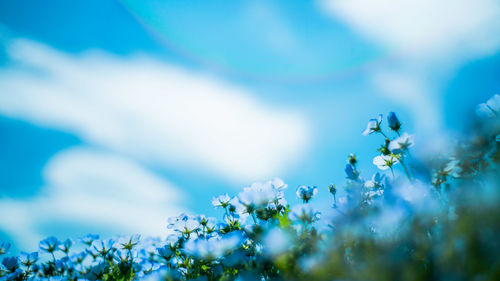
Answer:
0, 0, 499, 251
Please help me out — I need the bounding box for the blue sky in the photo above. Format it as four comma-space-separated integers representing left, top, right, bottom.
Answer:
1, 0, 500, 251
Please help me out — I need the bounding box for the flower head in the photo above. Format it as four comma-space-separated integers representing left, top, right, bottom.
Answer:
39, 236, 61, 253
59, 238, 73, 254
80, 234, 99, 246
363, 114, 383, 136
296, 185, 318, 203
0, 241, 10, 255
387, 112, 402, 132
389, 133, 414, 154
211, 194, 231, 208
118, 234, 141, 251
328, 184, 336, 196
91, 238, 116, 257
347, 153, 357, 166
373, 155, 399, 170
289, 204, 321, 223
19, 251, 38, 267
1, 256, 19, 272
365, 172, 386, 189
345, 164, 360, 180
238, 181, 276, 211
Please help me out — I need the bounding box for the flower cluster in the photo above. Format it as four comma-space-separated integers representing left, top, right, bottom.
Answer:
1, 95, 500, 281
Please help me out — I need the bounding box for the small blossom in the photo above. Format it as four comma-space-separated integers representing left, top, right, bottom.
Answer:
59, 238, 73, 254
80, 234, 99, 246
2, 256, 19, 273
373, 155, 399, 170
211, 194, 231, 208
238, 181, 276, 211
328, 184, 337, 196
0, 241, 10, 255
119, 234, 141, 251
347, 153, 357, 166
271, 177, 288, 190
296, 185, 318, 203
389, 132, 414, 154
70, 251, 87, 264
345, 164, 359, 180
19, 251, 38, 266
91, 238, 115, 257
39, 236, 61, 253
387, 112, 402, 132
364, 172, 385, 189
289, 204, 321, 223
362, 114, 383, 136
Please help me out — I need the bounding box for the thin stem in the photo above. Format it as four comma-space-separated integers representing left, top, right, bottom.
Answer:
378, 130, 389, 139
399, 158, 412, 181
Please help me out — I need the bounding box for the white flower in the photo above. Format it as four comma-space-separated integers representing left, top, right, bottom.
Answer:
183, 232, 243, 259
389, 133, 414, 154
296, 185, 318, 202
211, 194, 231, 208
271, 177, 288, 190
373, 155, 399, 170
362, 114, 382, 136
237, 179, 286, 211
364, 172, 385, 189
289, 204, 321, 223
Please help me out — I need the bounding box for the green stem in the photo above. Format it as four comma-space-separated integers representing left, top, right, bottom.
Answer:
400, 158, 413, 181
379, 130, 389, 139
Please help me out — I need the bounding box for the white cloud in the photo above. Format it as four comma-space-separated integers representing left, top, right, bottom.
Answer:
0, 147, 185, 250
0, 39, 310, 183
319, 0, 500, 133
320, 0, 500, 59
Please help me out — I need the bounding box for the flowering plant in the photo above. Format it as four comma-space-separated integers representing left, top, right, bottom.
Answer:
1, 95, 500, 281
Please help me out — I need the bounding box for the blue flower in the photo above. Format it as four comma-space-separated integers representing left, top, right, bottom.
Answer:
85, 262, 108, 281
70, 251, 87, 264
296, 185, 318, 203
39, 236, 61, 253
157, 245, 173, 261
80, 234, 99, 246
387, 112, 402, 132
113, 250, 134, 263
328, 184, 336, 196
345, 164, 359, 180
59, 238, 73, 254
0, 241, 10, 255
1, 256, 19, 272
362, 114, 383, 136
118, 234, 141, 251
91, 238, 115, 257
19, 251, 38, 266
364, 172, 386, 189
